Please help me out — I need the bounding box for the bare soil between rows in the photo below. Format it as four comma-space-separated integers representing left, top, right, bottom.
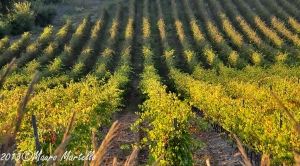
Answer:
99, 111, 245, 166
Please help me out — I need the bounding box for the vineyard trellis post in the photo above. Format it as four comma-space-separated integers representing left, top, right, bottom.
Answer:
32, 114, 42, 166
280, 87, 286, 129
1, 95, 3, 110
174, 118, 178, 131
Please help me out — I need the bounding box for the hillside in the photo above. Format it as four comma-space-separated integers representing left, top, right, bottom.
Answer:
1, 0, 300, 165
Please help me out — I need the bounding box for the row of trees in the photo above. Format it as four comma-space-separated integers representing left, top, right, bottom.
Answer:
0, 0, 59, 37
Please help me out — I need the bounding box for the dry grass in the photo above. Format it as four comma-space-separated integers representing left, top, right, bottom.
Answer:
63, 111, 76, 140
260, 155, 270, 166
0, 70, 38, 166
90, 120, 121, 166
46, 110, 76, 166
271, 92, 300, 166
0, 64, 136, 165
84, 146, 89, 166
11, 70, 39, 147
0, 59, 17, 157
92, 129, 97, 152
0, 58, 16, 89
14, 71, 39, 137
293, 148, 300, 166
152, 154, 165, 166
232, 91, 300, 166
112, 157, 117, 166
124, 147, 139, 166
206, 158, 211, 166
233, 134, 252, 166
270, 91, 300, 133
